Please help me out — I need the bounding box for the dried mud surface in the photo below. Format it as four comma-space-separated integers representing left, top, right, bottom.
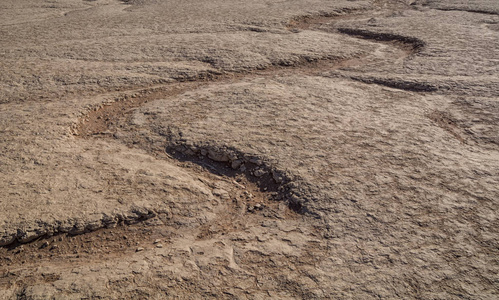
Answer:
1, 0, 498, 299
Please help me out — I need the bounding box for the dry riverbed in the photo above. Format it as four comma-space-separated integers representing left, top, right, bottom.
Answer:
0, 0, 498, 298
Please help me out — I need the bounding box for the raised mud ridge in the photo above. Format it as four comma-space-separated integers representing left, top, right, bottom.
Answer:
165, 137, 307, 213
2, 10, 427, 248
0, 207, 156, 247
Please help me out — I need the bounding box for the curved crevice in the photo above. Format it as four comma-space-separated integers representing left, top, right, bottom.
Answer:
337, 27, 426, 51
348, 75, 438, 92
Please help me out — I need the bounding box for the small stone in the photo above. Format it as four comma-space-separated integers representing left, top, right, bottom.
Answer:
213, 188, 230, 200
272, 172, 283, 184
183, 149, 195, 156
249, 158, 263, 165
208, 149, 229, 162
136, 247, 144, 252
40, 241, 50, 249
228, 153, 238, 161
153, 239, 161, 244
253, 169, 266, 177
231, 160, 243, 169
232, 180, 245, 189
156, 244, 163, 248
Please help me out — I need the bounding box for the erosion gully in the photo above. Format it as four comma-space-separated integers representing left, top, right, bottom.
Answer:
1, 7, 422, 269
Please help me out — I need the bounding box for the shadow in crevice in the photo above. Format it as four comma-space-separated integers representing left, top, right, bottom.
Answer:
337, 27, 425, 51
349, 75, 438, 92
164, 137, 306, 214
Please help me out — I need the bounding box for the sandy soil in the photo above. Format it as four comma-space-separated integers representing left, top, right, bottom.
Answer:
0, 0, 498, 299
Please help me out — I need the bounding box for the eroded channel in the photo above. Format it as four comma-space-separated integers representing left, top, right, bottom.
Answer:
2, 7, 424, 257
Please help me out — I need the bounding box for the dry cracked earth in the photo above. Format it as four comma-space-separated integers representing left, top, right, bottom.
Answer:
1, 0, 498, 299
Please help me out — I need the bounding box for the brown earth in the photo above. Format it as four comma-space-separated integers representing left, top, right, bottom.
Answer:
0, 0, 498, 299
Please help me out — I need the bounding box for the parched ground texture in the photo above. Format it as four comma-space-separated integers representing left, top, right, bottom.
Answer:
0, 0, 498, 299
